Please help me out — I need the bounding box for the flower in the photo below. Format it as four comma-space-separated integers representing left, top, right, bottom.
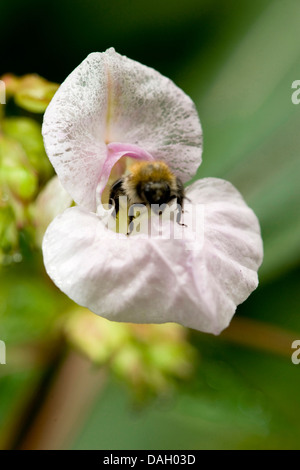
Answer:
42, 48, 202, 212
41, 48, 263, 335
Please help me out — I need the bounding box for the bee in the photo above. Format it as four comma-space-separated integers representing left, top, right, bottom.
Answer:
109, 161, 185, 228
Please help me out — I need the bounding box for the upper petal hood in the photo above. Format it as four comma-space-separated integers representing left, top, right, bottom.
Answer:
42, 48, 202, 211
42, 178, 263, 334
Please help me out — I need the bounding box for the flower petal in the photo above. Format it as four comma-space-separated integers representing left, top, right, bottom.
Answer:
42, 178, 262, 334
34, 175, 73, 245
42, 48, 202, 211
183, 178, 263, 332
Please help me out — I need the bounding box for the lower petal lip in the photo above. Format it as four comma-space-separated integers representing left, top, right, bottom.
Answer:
42, 177, 263, 334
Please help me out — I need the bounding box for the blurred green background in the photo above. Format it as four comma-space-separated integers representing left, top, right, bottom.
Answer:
0, 0, 300, 450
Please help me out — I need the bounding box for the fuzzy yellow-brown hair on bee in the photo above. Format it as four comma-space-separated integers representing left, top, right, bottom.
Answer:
128, 161, 177, 186
123, 161, 179, 204
109, 159, 186, 227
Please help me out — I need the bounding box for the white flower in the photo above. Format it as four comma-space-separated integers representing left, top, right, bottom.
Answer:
42, 48, 263, 334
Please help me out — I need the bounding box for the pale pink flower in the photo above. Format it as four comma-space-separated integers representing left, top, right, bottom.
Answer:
42, 48, 263, 334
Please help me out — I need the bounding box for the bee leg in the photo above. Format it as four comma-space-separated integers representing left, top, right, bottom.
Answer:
109, 179, 126, 217
127, 204, 145, 235
176, 196, 187, 227
176, 212, 187, 227
177, 220, 187, 228
173, 177, 187, 226
127, 215, 135, 235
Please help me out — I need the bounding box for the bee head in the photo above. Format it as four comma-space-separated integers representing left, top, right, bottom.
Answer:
110, 160, 185, 222
128, 161, 175, 207
140, 180, 171, 206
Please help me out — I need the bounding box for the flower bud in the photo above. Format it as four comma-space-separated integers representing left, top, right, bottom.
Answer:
0, 74, 19, 97
0, 135, 38, 201
1, 73, 59, 113
0, 206, 18, 256
63, 308, 195, 399
3, 117, 53, 179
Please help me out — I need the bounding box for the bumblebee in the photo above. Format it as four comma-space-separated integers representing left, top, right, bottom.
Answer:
109, 160, 185, 225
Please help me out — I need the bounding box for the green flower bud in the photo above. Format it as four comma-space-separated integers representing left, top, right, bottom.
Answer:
16, 75, 59, 113
0, 206, 18, 254
2, 117, 53, 179
0, 135, 38, 201
0, 73, 59, 113
63, 308, 196, 400
63, 308, 130, 364
0, 74, 20, 96
4, 166, 37, 201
